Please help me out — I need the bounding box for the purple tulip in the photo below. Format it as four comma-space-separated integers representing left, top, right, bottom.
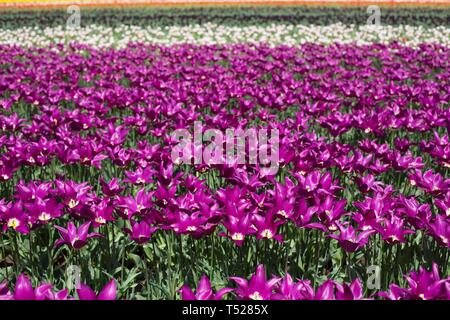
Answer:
271, 274, 314, 300
10, 274, 68, 300
427, 215, 450, 248
375, 215, 415, 244
100, 178, 123, 197
220, 214, 256, 247
2, 201, 29, 234
56, 180, 92, 210
379, 263, 450, 300
54, 221, 102, 249
230, 265, 280, 300
179, 275, 233, 300
253, 211, 283, 242
335, 279, 364, 300
124, 220, 158, 244
328, 224, 376, 252
77, 279, 117, 300
0, 281, 12, 300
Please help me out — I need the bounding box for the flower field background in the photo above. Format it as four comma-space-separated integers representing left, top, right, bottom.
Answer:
0, 4, 449, 300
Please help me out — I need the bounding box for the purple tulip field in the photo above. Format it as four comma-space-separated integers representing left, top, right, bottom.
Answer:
0, 6, 449, 301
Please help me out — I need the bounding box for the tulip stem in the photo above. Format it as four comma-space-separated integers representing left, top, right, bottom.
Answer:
210, 234, 214, 271
28, 232, 34, 275
341, 250, 348, 279
47, 224, 54, 282
255, 237, 259, 268
179, 235, 183, 271
1, 235, 9, 280
120, 240, 126, 282
12, 233, 20, 276
105, 224, 112, 272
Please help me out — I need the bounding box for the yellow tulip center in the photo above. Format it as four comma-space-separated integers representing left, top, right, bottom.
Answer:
249, 291, 263, 300
261, 229, 273, 239
39, 212, 51, 221
68, 199, 79, 209
7, 218, 20, 229
95, 217, 106, 224
277, 210, 288, 218
231, 233, 244, 241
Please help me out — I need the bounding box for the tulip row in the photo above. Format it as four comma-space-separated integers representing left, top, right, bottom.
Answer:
1, 6, 448, 28
0, 41, 449, 299
181, 264, 450, 300
0, 23, 449, 48
0, 274, 117, 300
2, 263, 449, 300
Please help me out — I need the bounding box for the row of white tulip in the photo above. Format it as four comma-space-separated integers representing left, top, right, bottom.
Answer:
0, 23, 448, 48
